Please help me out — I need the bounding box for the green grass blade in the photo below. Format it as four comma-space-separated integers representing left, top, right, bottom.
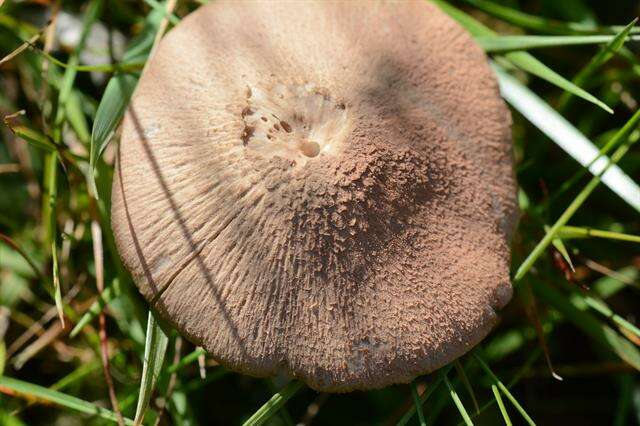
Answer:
515, 125, 640, 281
613, 375, 633, 426
143, 0, 180, 25
90, 73, 137, 161
532, 279, 640, 371
40, 0, 102, 325
66, 90, 91, 144
50, 359, 102, 391
51, 240, 63, 327
23, 44, 143, 73
491, 384, 512, 426
242, 380, 304, 426
89, 4, 167, 196
43, 151, 60, 310
558, 18, 638, 110
0, 376, 134, 424
70, 278, 121, 338
478, 34, 639, 53
42, 152, 57, 243
0, 33, 40, 66
504, 51, 612, 113
134, 311, 169, 425
458, 349, 541, 426
443, 374, 474, 426
460, 0, 633, 34
121, 10, 167, 64
410, 380, 427, 426
551, 237, 574, 270
494, 66, 640, 211
593, 267, 637, 298
473, 354, 536, 426
583, 18, 637, 70
583, 296, 640, 341
546, 225, 575, 271
454, 360, 480, 413
0, 341, 5, 376
3, 121, 57, 152
432, 0, 491, 35
166, 347, 207, 375
0, 410, 26, 426
396, 365, 453, 426
10, 360, 104, 417
53, 0, 103, 131
89, 73, 138, 196
557, 226, 640, 243
432, 0, 612, 113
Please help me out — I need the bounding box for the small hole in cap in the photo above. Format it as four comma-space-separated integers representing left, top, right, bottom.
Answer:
300, 140, 320, 158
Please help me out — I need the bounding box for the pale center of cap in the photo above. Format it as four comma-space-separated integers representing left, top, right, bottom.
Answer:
240, 83, 349, 166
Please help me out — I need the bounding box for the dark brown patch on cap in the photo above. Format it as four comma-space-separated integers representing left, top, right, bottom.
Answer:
280, 120, 292, 133
240, 125, 254, 145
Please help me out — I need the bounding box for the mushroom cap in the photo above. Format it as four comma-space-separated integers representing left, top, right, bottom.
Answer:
111, 0, 518, 392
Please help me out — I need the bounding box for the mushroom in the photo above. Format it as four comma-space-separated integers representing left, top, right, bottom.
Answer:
111, 1, 518, 392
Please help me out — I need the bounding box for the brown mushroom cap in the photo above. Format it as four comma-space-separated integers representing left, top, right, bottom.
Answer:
111, 1, 518, 392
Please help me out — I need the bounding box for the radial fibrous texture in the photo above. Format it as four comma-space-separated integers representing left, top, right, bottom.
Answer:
111, 1, 518, 392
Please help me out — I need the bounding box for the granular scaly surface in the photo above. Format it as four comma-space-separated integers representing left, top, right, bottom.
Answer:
111, 0, 518, 391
